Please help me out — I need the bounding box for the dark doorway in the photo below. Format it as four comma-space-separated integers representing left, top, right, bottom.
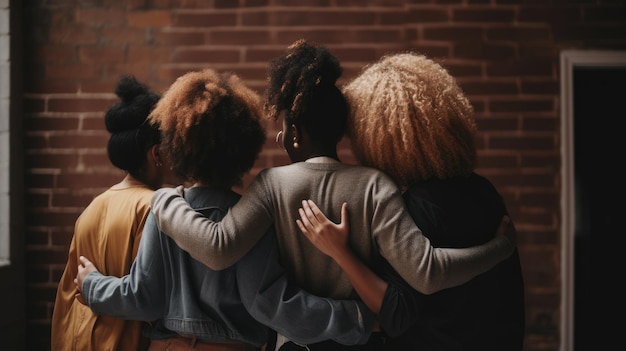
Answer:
573, 66, 626, 349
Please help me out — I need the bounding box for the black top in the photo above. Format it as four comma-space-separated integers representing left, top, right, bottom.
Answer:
378, 173, 525, 351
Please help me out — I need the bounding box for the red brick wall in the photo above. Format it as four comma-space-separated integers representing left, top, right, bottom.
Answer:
18, 1, 626, 350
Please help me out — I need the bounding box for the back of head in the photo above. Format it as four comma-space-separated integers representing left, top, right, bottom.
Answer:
343, 52, 477, 187
265, 39, 347, 144
148, 69, 266, 188
105, 75, 161, 177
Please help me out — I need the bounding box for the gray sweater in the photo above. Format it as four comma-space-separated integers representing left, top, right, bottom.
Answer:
151, 160, 514, 298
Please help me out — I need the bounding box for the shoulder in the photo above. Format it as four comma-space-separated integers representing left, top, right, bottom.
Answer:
340, 164, 398, 187
470, 172, 499, 190
132, 187, 156, 209
185, 187, 241, 221
251, 164, 303, 188
259, 163, 301, 176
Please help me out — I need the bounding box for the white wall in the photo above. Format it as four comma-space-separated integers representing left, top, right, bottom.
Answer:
0, 0, 10, 266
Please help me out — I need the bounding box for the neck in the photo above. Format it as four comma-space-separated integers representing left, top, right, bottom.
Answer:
116, 174, 150, 188
307, 145, 340, 161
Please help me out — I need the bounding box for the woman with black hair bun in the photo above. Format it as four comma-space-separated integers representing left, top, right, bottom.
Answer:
51, 75, 178, 351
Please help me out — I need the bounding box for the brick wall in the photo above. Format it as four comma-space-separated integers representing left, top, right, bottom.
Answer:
17, 1, 626, 350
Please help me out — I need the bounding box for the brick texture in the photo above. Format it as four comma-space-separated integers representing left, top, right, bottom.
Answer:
15, 1, 626, 350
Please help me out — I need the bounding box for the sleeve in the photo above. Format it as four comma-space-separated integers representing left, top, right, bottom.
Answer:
236, 230, 375, 345
377, 259, 423, 337
82, 214, 166, 321
370, 178, 515, 295
150, 180, 275, 270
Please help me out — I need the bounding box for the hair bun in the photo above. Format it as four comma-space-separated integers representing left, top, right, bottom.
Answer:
105, 75, 160, 133
105, 75, 161, 173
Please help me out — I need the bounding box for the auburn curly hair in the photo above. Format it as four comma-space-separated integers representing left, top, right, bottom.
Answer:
343, 52, 477, 187
148, 69, 266, 188
264, 39, 347, 145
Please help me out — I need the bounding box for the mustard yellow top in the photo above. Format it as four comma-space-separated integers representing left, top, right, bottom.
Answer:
51, 184, 154, 351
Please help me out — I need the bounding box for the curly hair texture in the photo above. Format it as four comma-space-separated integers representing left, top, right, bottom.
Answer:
265, 39, 347, 144
105, 75, 161, 177
148, 69, 266, 188
343, 53, 478, 187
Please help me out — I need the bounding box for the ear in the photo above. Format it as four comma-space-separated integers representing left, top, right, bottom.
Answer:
149, 145, 162, 167
291, 124, 300, 149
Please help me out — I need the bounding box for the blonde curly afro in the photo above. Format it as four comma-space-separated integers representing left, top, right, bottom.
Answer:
343, 52, 477, 187
148, 69, 266, 187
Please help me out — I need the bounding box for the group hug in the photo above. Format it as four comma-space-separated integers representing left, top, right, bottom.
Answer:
51, 39, 525, 351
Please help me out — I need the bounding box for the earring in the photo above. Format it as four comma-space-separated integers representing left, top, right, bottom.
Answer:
290, 124, 299, 149
155, 162, 162, 168
276, 131, 286, 151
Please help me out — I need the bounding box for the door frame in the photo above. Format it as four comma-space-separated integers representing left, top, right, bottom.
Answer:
559, 49, 626, 351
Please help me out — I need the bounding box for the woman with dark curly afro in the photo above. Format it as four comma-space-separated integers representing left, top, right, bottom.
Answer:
74, 68, 377, 351
149, 40, 516, 351
297, 52, 525, 350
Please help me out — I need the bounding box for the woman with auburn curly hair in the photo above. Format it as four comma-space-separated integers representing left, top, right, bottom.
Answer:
75, 68, 375, 351
297, 52, 525, 350
149, 40, 516, 351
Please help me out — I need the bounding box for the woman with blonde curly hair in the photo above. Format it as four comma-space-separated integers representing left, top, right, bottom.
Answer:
149, 40, 516, 351
297, 52, 525, 350
74, 68, 377, 351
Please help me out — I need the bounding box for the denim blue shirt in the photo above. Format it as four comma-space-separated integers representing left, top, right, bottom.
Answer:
81, 186, 374, 347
